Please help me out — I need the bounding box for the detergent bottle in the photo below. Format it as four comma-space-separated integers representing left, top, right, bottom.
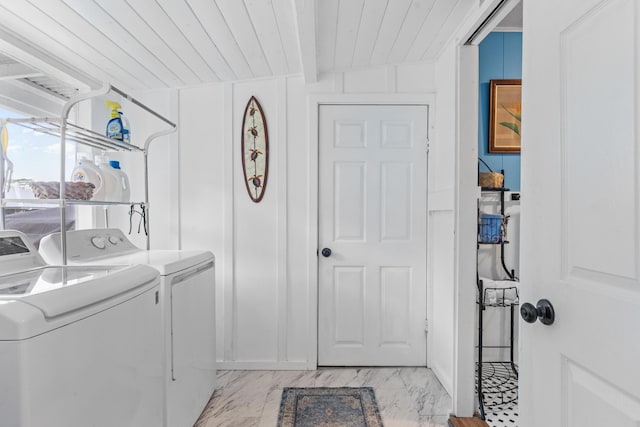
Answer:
120, 112, 131, 144
96, 155, 121, 201
105, 101, 130, 142
71, 154, 104, 200
108, 160, 130, 202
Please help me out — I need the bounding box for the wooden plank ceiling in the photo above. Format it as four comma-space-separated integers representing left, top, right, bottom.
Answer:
0, 0, 475, 92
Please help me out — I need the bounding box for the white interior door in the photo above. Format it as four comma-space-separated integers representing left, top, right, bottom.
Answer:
520, 0, 640, 425
318, 104, 428, 366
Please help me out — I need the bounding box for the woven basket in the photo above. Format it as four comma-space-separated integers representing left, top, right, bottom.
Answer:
479, 171, 504, 188
30, 181, 95, 200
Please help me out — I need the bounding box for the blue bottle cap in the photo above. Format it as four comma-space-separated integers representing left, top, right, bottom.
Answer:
109, 160, 121, 169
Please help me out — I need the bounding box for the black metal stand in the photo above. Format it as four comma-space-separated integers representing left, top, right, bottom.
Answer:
476, 174, 519, 420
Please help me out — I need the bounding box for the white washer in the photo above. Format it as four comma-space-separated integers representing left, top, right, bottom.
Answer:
0, 230, 163, 427
40, 228, 216, 427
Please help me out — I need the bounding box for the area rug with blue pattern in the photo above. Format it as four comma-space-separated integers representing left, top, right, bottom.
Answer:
277, 387, 384, 427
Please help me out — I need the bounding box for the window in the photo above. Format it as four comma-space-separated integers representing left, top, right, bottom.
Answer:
2, 106, 77, 247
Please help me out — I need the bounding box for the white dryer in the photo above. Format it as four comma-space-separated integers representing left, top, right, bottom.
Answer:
40, 228, 216, 427
0, 230, 163, 427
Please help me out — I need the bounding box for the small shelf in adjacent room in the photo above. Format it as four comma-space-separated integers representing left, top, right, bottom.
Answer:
476, 170, 520, 422
481, 187, 510, 192
478, 241, 510, 246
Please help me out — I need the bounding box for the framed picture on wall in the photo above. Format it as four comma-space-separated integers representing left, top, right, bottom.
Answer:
489, 79, 522, 153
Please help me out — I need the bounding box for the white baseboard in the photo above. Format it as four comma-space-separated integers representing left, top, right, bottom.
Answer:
216, 361, 313, 370
430, 362, 454, 398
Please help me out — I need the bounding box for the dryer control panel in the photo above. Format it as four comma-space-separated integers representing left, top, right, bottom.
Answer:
40, 229, 140, 264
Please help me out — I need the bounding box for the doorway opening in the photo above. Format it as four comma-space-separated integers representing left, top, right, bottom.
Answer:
457, 1, 523, 425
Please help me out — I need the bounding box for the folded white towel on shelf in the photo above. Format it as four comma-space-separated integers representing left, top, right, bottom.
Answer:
479, 277, 519, 305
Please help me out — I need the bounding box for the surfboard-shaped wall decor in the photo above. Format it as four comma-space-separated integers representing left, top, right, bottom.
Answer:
241, 96, 269, 203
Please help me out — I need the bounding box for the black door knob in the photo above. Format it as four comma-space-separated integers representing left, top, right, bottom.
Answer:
520, 299, 555, 325
321, 248, 332, 257
520, 303, 538, 323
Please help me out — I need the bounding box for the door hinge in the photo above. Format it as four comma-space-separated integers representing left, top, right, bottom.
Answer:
425, 137, 430, 154
424, 319, 429, 333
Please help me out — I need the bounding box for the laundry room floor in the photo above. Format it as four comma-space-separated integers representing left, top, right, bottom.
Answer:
195, 367, 451, 427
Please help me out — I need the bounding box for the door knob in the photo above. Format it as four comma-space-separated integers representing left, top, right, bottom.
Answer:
520, 299, 555, 325
321, 248, 332, 257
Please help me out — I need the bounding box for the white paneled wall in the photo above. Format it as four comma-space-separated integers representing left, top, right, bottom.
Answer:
427, 43, 457, 396
178, 62, 440, 369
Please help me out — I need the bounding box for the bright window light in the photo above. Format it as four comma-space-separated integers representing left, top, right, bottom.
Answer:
1, 107, 76, 183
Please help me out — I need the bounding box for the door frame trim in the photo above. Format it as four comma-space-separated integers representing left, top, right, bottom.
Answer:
307, 94, 435, 369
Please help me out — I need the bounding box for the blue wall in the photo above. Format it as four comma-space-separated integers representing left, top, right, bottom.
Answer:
479, 32, 522, 190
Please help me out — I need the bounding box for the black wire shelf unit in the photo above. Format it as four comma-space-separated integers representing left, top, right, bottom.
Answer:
476, 172, 520, 420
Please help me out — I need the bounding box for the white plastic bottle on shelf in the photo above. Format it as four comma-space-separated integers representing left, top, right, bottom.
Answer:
97, 155, 121, 202
108, 160, 130, 202
71, 154, 104, 200
120, 112, 131, 144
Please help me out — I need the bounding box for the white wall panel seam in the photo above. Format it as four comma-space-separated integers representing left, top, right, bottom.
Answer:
277, 77, 289, 362
223, 82, 236, 361
170, 88, 181, 250
387, 65, 397, 93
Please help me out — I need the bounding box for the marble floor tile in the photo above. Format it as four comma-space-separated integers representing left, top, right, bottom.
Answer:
419, 414, 450, 427
270, 370, 317, 388
215, 370, 244, 389
409, 385, 452, 417
311, 367, 361, 387
203, 416, 261, 427
195, 367, 452, 427
202, 371, 274, 422
257, 387, 284, 427
374, 385, 422, 427
398, 368, 452, 416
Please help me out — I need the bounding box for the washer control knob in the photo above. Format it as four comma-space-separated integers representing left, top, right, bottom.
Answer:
91, 236, 106, 249
108, 236, 119, 245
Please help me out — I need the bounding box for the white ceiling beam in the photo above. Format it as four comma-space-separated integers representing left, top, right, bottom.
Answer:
0, 27, 95, 91
0, 63, 42, 80
0, 80, 65, 116
293, 0, 317, 83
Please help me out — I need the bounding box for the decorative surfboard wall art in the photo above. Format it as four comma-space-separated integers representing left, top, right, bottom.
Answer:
241, 96, 269, 203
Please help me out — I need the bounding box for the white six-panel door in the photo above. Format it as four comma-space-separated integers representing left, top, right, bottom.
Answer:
520, 0, 640, 425
318, 105, 428, 366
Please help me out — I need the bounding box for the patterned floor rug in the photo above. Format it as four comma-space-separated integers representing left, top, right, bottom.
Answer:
277, 387, 384, 427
